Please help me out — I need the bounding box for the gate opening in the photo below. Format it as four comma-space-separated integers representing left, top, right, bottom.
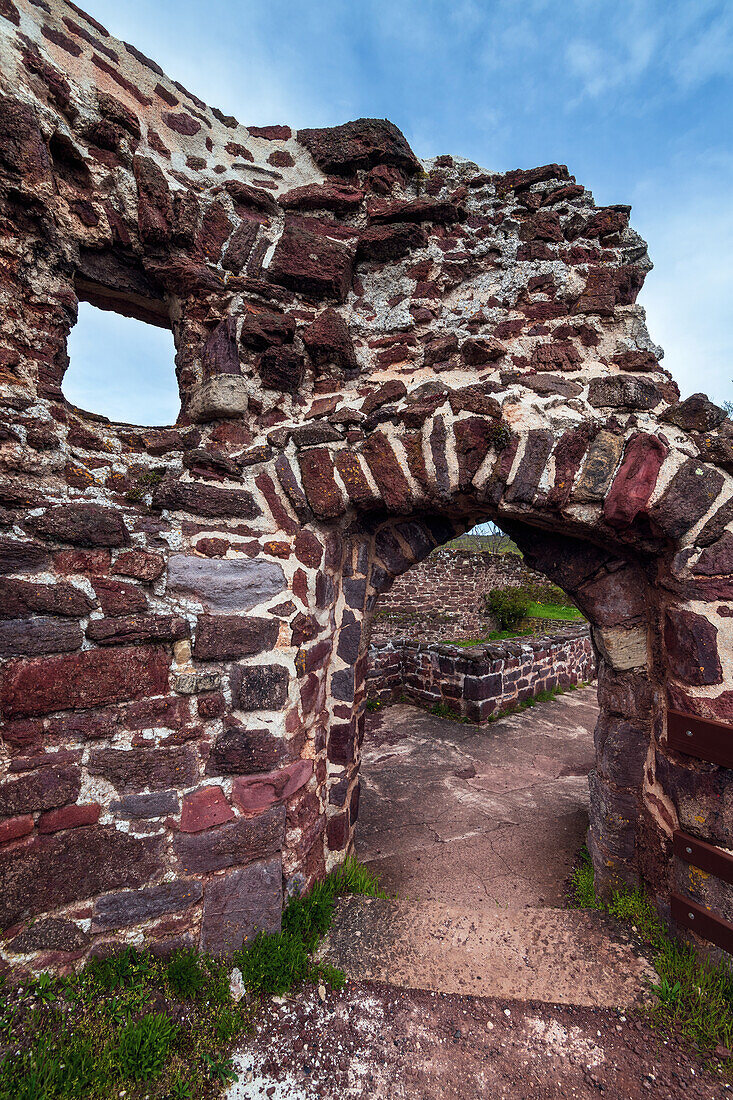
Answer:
358, 520, 597, 905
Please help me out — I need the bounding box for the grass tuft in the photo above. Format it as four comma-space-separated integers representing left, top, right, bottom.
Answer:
568, 845, 733, 1062
165, 948, 208, 999
114, 1012, 179, 1081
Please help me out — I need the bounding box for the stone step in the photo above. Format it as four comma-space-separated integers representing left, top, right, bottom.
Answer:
319, 896, 655, 1009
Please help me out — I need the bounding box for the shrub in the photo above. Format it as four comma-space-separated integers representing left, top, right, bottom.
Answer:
485, 587, 530, 631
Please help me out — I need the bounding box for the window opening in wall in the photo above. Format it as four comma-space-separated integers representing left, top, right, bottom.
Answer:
64, 301, 179, 426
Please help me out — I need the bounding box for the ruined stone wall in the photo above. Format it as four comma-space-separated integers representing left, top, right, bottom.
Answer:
367, 627, 595, 719
1, 0, 733, 972
371, 549, 546, 641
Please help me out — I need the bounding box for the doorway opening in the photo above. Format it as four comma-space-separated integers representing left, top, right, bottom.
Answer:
359, 520, 597, 907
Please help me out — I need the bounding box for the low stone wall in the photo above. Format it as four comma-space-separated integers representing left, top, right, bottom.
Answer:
367, 626, 596, 722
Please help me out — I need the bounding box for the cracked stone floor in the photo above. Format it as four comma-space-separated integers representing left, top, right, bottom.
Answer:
355, 686, 600, 908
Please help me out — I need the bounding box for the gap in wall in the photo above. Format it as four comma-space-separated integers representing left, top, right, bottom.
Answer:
358, 531, 597, 907
63, 301, 179, 427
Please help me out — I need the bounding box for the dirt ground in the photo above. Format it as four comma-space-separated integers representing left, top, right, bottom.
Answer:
227, 980, 730, 1099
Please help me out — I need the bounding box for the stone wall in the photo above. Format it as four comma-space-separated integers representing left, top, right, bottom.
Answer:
2, 0, 733, 971
371, 549, 551, 642
367, 626, 595, 721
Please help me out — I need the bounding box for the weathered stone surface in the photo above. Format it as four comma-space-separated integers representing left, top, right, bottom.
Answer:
208, 723, 285, 775
93, 879, 203, 930
93, 578, 147, 616
38, 802, 101, 833
694, 532, 733, 575
664, 608, 722, 685
361, 434, 412, 511
357, 221, 428, 262
650, 460, 725, 541
87, 747, 198, 792
193, 615, 278, 660
587, 376, 660, 410
603, 433, 668, 528
111, 790, 180, 818
298, 118, 420, 175
505, 430, 553, 503
576, 567, 647, 628
0, 814, 34, 843
0, 646, 170, 718
240, 310, 296, 350
258, 345, 306, 393
231, 760, 312, 815
267, 219, 353, 302
7, 917, 90, 954
454, 417, 494, 489
661, 393, 726, 433
111, 550, 165, 581
0, 826, 163, 927
0, 617, 83, 657
231, 664, 290, 711
0, 578, 94, 618
180, 786, 235, 832
152, 480, 259, 519
302, 308, 358, 374
574, 431, 624, 502
280, 182, 363, 213
530, 340, 580, 372
200, 857, 282, 953
299, 448, 345, 519
167, 556, 285, 612
593, 626, 648, 671
174, 805, 285, 874
27, 504, 129, 547
0, 765, 79, 817
0, 538, 51, 575
201, 316, 240, 378
187, 375, 249, 422
85, 614, 188, 646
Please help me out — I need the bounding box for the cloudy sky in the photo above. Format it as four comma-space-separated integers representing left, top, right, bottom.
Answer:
65, 0, 733, 424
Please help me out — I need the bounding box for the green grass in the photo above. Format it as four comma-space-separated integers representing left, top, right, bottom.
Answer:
0, 858, 383, 1100
450, 629, 534, 645
569, 846, 733, 1063
527, 601, 584, 621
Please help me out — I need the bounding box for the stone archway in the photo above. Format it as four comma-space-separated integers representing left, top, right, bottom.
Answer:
1, 0, 732, 968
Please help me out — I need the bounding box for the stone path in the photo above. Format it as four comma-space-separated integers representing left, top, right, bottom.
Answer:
357, 686, 599, 908
319, 897, 655, 1008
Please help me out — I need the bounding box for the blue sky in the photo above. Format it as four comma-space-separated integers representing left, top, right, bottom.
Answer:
63, 0, 733, 424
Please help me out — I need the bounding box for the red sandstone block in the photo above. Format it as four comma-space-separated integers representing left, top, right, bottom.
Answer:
0, 645, 171, 718
179, 786, 235, 833
232, 760, 313, 816
38, 803, 101, 833
0, 814, 34, 844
